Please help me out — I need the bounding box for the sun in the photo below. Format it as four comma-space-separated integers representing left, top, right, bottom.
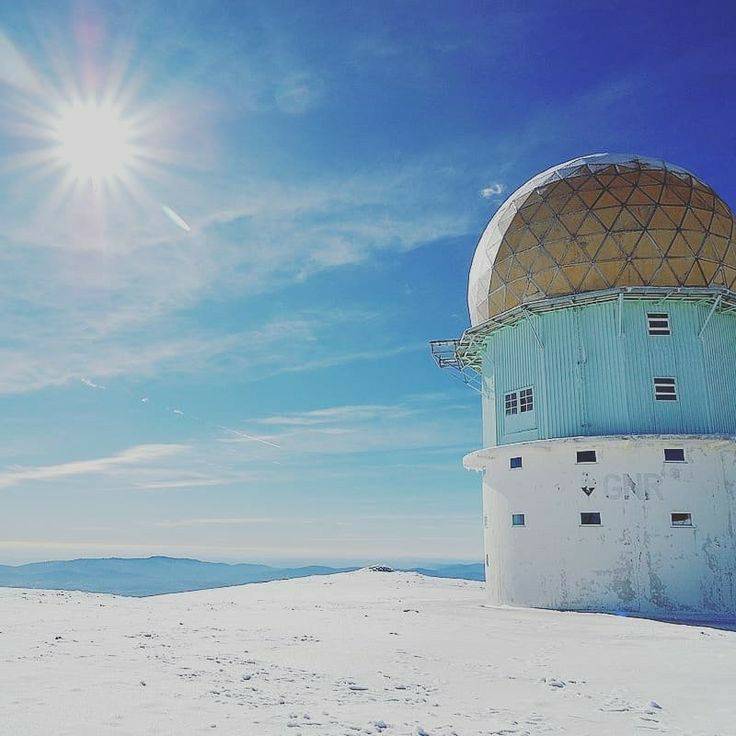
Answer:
2, 34, 187, 241
52, 101, 135, 183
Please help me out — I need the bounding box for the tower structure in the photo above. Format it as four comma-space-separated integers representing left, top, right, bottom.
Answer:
433, 153, 736, 617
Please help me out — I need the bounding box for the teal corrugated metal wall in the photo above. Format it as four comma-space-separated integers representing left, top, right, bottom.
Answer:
483, 300, 736, 445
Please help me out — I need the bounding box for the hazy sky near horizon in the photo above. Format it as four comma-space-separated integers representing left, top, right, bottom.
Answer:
1, 1, 735, 565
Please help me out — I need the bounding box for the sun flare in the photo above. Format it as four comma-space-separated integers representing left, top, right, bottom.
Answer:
52, 102, 135, 183
4, 31, 190, 241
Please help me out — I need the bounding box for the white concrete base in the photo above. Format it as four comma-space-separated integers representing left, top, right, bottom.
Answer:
465, 435, 736, 618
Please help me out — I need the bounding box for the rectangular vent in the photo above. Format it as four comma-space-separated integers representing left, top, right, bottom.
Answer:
647, 312, 671, 335
671, 512, 693, 527
576, 450, 597, 464
510, 456, 522, 469
654, 377, 678, 401
664, 448, 685, 462
512, 513, 526, 527
580, 512, 602, 526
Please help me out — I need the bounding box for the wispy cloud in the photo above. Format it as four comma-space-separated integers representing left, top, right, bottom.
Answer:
0, 31, 44, 96
0, 157, 472, 396
152, 513, 476, 529
223, 395, 477, 457
0, 309, 408, 395
133, 478, 237, 491
0, 20, 480, 399
154, 517, 296, 528
257, 403, 414, 427
80, 378, 106, 390
0, 444, 187, 490
274, 72, 324, 114
480, 182, 504, 198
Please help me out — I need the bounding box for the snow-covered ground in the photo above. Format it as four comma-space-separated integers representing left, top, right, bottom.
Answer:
1, 569, 734, 735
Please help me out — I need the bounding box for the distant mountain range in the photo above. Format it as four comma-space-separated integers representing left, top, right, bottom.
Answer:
0, 556, 484, 596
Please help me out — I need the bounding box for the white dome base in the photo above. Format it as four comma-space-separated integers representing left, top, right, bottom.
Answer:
467, 435, 736, 618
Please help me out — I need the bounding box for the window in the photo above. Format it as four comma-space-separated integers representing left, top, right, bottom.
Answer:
654, 377, 678, 401
512, 513, 526, 526
664, 448, 685, 462
510, 456, 522, 469
519, 387, 534, 413
576, 450, 597, 464
647, 312, 671, 335
505, 387, 534, 416
671, 512, 693, 527
580, 512, 602, 526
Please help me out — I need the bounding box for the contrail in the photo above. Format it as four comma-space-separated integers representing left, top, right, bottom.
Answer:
79, 377, 281, 449
161, 204, 191, 232
217, 426, 282, 449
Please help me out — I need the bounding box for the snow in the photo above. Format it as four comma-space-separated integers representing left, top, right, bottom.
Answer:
1, 569, 734, 735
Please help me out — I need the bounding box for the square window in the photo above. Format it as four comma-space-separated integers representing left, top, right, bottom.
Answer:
647, 312, 671, 335
510, 456, 522, 469
664, 448, 685, 462
512, 513, 526, 527
576, 450, 597, 464
519, 387, 534, 413
671, 512, 693, 527
654, 377, 678, 401
580, 512, 602, 526
504, 391, 518, 416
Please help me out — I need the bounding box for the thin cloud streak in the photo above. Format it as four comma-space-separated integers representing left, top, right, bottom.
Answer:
154, 517, 305, 528
161, 204, 191, 232
0, 444, 188, 489
256, 403, 414, 426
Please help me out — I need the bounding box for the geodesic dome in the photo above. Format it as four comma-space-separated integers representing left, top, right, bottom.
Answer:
468, 153, 736, 326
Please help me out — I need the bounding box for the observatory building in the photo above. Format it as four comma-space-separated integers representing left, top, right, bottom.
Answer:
433, 153, 736, 617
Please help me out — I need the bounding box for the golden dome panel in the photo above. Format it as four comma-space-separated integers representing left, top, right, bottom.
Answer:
468, 154, 736, 325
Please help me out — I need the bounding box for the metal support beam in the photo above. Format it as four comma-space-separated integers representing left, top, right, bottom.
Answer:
429, 339, 482, 392
617, 292, 624, 337
522, 308, 544, 351
698, 294, 722, 339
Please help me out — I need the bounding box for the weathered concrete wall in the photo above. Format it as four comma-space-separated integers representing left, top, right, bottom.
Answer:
466, 435, 736, 617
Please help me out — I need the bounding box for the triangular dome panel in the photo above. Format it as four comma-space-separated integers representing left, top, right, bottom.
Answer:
468, 154, 736, 324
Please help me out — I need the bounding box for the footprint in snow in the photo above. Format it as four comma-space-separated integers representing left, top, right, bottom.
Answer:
599, 696, 633, 712
640, 700, 663, 722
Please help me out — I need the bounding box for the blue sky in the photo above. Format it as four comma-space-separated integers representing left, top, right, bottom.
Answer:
0, 1, 734, 565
